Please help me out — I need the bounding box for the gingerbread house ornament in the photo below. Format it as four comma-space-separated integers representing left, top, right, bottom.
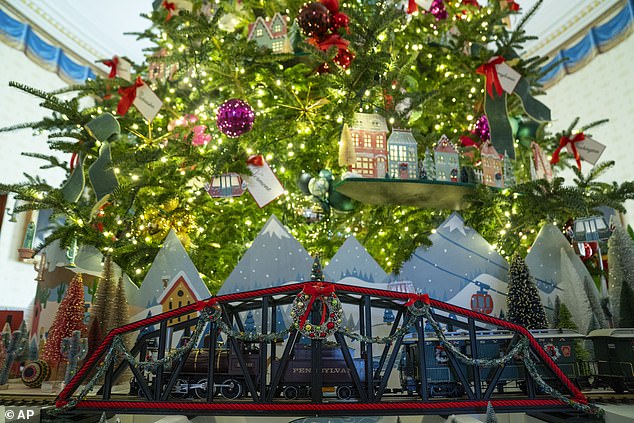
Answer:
350, 113, 389, 178
480, 141, 504, 188
433, 135, 460, 182
247, 13, 292, 53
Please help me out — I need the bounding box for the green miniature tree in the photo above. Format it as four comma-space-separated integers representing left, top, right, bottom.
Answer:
507, 254, 548, 329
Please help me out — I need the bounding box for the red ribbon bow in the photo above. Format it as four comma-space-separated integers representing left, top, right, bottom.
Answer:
299, 283, 336, 329
162, 0, 176, 21
407, 0, 418, 14
195, 297, 218, 311
117, 77, 144, 116
247, 155, 264, 167
103, 56, 119, 79
460, 135, 481, 148
507, 0, 520, 11
476, 56, 506, 99
551, 132, 585, 170
404, 293, 430, 307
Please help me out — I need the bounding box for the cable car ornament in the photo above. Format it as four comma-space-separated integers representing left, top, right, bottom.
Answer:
471, 285, 494, 315
205, 173, 247, 198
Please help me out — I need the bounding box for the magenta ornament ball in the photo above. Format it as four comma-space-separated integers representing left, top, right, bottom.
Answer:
216, 99, 255, 138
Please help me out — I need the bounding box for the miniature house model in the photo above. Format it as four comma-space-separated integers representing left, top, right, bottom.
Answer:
387, 129, 418, 179
350, 113, 389, 178
157, 272, 201, 326
433, 135, 460, 182
480, 141, 504, 188
247, 13, 292, 54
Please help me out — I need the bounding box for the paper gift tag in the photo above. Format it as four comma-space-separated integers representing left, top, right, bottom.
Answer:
117, 57, 132, 82
244, 157, 284, 208
572, 136, 606, 165
174, 0, 193, 12
415, 0, 433, 9
133, 84, 163, 122
495, 61, 521, 94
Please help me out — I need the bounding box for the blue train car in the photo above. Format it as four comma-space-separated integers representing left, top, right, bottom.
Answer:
399, 329, 584, 397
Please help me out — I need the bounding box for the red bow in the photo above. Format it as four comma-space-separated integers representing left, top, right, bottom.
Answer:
507, 0, 520, 11
117, 77, 144, 116
103, 56, 119, 79
195, 297, 218, 311
299, 283, 336, 329
407, 0, 418, 14
313, 33, 350, 51
551, 132, 585, 170
247, 155, 264, 167
404, 293, 430, 307
476, 56, 506, 99
162, 0, 176, 21
460, 135, 481, 148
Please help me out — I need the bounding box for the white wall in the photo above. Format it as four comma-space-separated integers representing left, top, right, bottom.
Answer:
0, 42, 67, 310
543, 33, 634, 227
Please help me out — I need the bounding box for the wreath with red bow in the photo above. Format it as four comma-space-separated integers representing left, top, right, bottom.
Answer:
290, 283, 343, 339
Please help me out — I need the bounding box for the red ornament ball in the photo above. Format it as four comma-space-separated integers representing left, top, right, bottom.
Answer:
333, 48, 354, 69
331, 12, 349, 32
216, 99, 255, 138
327, 322, 335, 329
297, 2, 331, 38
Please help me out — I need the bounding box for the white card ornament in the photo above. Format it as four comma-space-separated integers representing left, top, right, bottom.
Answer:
117, 57, 132, 82
572, 136, 606, 165
244, 156, 284, 208
495, 61, 521, 94
173, 0, 193, 12
133, 84, 163, 122
415, 0, 434, 9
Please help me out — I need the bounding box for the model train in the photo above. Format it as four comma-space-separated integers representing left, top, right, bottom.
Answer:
133, 342, 367, 400
399, 328, 634, 398
132, 328, 634, 400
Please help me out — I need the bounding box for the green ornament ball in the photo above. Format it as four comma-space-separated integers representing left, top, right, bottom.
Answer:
297, 173, 313, 195
329, 190, 356, 212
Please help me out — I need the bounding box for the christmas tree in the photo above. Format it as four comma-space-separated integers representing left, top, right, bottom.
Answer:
608, 220, 634, 327
41, 274, 87, 365
90, 255, 119, 339
1, 1, 633, 290
311, 255, 324, 282
552, 296, 577, 331
485, 401, 498, 423
506, 254, 548, 329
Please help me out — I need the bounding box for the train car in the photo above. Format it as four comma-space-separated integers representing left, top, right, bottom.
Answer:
399, 331, 472, 397
584, 328, 634, 393
143, 342, 368, 400
399, 329, 585, 398
271, 344, 367, 400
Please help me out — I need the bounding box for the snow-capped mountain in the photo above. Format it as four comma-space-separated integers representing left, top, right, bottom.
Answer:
324, 236, 387, 283
129, 229, 210, 314
526, 224, 607, 332
394, 212, 509, 304
218, 215, 313, 294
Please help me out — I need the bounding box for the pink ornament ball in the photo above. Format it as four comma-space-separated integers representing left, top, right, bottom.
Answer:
216, 99, 255, 138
